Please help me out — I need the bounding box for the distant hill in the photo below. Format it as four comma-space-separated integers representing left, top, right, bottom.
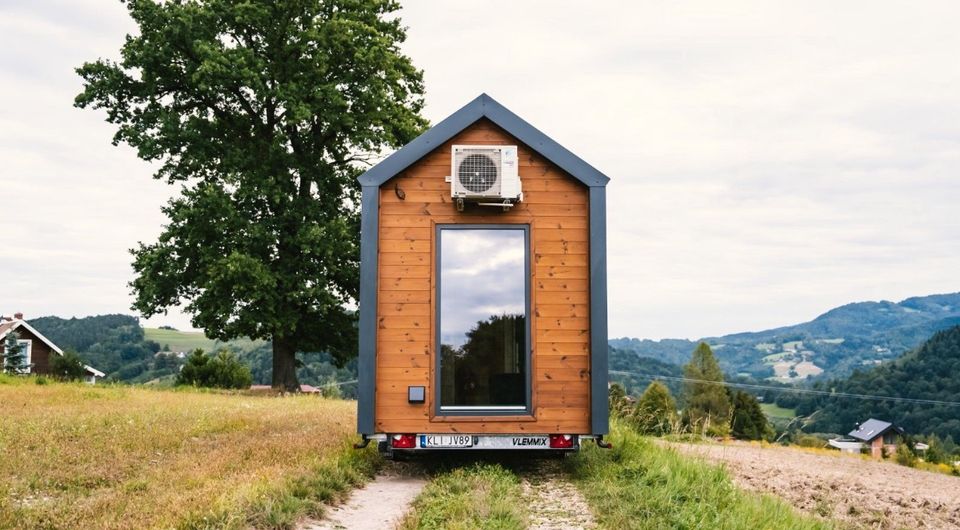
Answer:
786, 324, 960, 440
608, 346, 684, 396
611, 292, 960, 381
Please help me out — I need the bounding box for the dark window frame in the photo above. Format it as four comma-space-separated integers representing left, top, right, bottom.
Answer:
434, 223, 533, 416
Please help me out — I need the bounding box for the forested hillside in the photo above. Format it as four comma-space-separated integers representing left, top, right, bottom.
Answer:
27, 315, 358, 394
611, 292, 960, 381
783, 325, 960, 440
29, 315, 165, 381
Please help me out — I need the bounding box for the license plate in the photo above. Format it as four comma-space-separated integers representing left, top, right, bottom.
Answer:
474, 435, 551, 449
421, 435, 473, 448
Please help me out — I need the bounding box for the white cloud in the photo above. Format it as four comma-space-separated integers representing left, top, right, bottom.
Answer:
0, 1, 957, 339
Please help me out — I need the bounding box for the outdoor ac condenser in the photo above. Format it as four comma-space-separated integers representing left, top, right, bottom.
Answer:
450, 145, 522, 210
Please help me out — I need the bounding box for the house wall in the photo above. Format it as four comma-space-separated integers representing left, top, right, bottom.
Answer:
374, 118, 591, 434
0, 329, 54, 373
870, 437, 885, 459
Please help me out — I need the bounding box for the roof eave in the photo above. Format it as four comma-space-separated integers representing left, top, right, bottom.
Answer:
358, 93, 611, 188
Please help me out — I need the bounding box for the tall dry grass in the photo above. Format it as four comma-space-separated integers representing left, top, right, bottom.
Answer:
0, 375, 376, 529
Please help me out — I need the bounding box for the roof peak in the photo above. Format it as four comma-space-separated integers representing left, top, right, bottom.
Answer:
358, 93, 610, 188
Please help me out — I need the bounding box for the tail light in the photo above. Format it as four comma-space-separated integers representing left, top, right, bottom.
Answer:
549, 434, 574, 449
391, 434, 417, 449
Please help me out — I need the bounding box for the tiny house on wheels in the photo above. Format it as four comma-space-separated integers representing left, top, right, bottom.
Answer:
354, 94, 611, 457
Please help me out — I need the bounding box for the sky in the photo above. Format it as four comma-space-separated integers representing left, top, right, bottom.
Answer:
0, 1, 958, 340
439, 229, 526, 348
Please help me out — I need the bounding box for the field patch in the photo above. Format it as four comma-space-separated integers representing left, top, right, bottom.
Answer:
673, 440, 960, 529
144, 327, 266, 353
0, 376, 375, 529
760, 403, 797, 419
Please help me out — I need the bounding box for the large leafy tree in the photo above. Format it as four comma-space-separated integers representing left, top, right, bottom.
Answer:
682, 342, 732, 436
75, 0, 427, 390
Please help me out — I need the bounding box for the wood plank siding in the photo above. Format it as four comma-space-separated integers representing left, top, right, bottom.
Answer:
375, 118, 592, 434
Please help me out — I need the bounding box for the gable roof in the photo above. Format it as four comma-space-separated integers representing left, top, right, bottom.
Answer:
848, 418, 904, 442
1, 319, 104, 378
358, 93, 611, 188
1, 320, 64, 355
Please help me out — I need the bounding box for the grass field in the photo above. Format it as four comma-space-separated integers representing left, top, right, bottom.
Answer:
0, 375, 376, 529
567, 420, 830, 530
144, 327, 266, 353
760, 402, 797, 419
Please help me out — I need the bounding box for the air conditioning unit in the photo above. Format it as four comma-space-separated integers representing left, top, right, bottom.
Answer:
450, 145, 522, 211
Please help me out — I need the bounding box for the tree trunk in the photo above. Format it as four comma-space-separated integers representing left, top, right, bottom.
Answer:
272, 337, 300, 392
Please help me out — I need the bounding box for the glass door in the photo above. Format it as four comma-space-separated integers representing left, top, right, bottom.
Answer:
436, 226, 530, 413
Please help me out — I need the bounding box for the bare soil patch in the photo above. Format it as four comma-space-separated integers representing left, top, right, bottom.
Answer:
300, 463, 426, 530
672, 441, 960, 529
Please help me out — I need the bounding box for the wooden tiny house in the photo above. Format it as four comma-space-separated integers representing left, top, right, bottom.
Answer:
356, 94, 610, 454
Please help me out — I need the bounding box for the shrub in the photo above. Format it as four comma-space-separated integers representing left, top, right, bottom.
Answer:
794, 434, 827, 448
632, 381, 677, 435
609, 382, 631, 418
50, 350, 87, 381
176, 348, 253, 389
895, 443, 917, 467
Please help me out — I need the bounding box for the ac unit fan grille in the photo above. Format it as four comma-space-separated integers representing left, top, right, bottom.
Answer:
457, 153, 499, 193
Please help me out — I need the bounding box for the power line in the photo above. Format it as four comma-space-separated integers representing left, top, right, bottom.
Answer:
609, 370, 960, 407
325, 379, 358, 387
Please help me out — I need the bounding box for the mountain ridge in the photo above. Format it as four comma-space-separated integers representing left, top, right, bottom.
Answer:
611, 292, 960, 381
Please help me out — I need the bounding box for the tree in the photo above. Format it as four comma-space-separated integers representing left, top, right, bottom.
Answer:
50, 350, 87, 381
75, 1, 427, 391
730, 391, 770, 440
177, 348, 253, 389
632, 381, 677, 435
682, 342, 732, 436
3, 334, 26, 374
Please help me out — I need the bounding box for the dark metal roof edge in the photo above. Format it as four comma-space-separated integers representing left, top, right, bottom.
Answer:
479, 94, 611, 187
357, 93, 611, 188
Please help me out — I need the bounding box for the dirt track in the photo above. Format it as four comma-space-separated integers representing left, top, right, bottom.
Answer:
673, 441, 960, 529
521, 460, 595, 530
300, 463, 426, 530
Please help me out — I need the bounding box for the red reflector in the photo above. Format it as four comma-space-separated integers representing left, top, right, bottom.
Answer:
549, 434, 574, 449
391, 434, 417, 449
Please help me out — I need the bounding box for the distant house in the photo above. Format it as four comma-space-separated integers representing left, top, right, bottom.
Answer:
828, 418, 904, 458
0, 313, 105, 384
